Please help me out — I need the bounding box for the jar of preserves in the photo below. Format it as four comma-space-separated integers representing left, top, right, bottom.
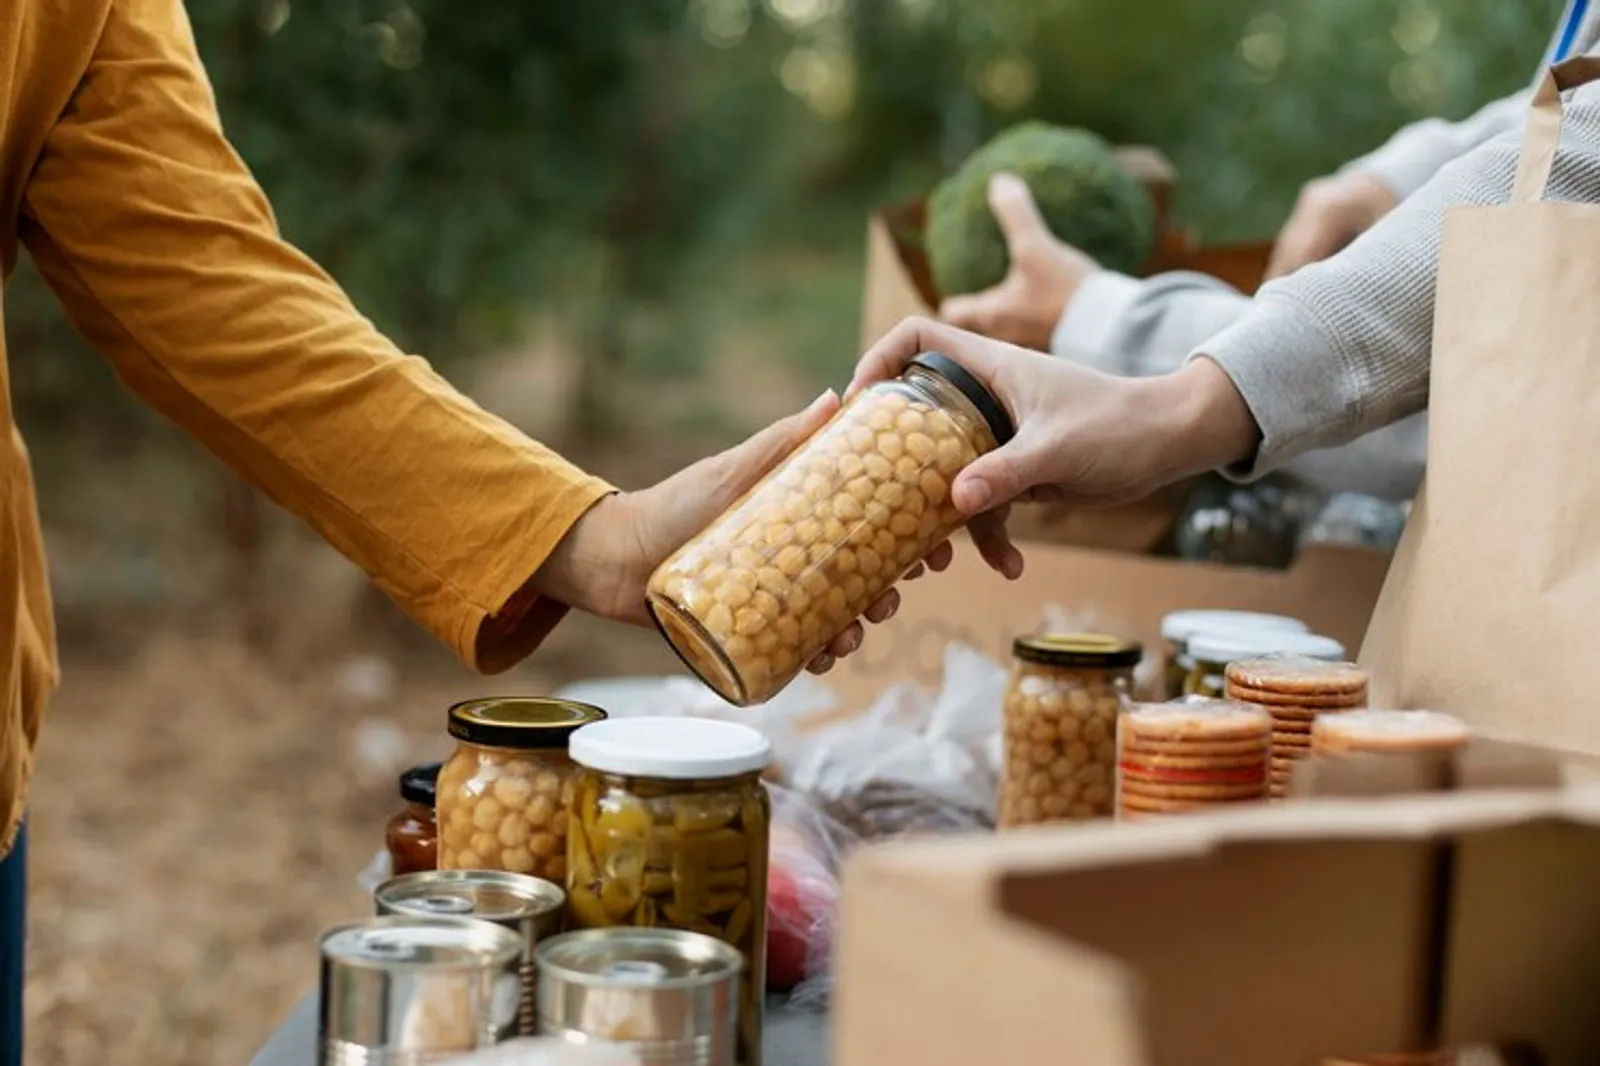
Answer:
647, 351, 1013, 707
999, 633, 1139, 827
566, 717, 772, 1066
1183, 630, 1345, 699
1159, 610, 1308, 699
385, 762, 442, 877
436, 697, 607, 882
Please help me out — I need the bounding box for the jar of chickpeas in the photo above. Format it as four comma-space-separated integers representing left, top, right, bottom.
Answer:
566, 717, 771, 1066
436, 697, 607, 882
647, 351, 1013, 707
999, 633, 1140, 827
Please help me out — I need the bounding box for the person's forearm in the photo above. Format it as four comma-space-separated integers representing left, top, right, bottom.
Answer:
1344, 89, 1531, 201
1195, 84, 1600, 477
1051, 271, 1253, 377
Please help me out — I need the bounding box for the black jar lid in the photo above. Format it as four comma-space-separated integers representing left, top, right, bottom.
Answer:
399, 762, 441, 806
446, 697, 607, 750
909, 351, 1015, 445
1013, 632, 1143, 669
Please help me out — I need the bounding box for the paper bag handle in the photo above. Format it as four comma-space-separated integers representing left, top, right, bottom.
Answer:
1513, 55, 1600, 202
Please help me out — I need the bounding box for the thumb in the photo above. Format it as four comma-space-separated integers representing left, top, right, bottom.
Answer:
949, 435, 1044, 515
987, 172, 1052, 254
713, 389, 840, 498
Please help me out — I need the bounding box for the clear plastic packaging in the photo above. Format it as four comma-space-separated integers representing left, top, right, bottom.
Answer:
566, 718, 772, 1066
1158, 610, 1308, 700
647, 352, 1013, 707
1115, 700, 1271, 819
998, 634, 1140, 826
436, 698, 607, 881
1221, 655, 1369, 799
1183, 630, 1345, 699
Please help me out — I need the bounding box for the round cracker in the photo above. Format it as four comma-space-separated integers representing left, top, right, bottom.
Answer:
1225, 684, 1366, 709
1119, 735, 1271, 759
1311, 709, 1471, 754
1120, 780, 1267, 802
1119, 762, 1267, 786
1119, 791, 1265, 814
1121, 701, 1269, 744
1117, 750, 1268, 773
1224, 655, 1368, 695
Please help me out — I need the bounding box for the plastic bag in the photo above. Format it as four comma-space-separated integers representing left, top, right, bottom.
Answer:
438, 1038, 642, 1066
764, 783, 854, 1009
357, 846, 393, 896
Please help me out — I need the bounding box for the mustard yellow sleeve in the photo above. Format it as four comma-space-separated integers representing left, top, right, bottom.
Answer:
19, 0, 614, 672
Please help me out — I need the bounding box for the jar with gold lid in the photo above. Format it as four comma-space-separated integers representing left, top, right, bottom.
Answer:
999, 633, 1140, 827
436, 697, 607, 882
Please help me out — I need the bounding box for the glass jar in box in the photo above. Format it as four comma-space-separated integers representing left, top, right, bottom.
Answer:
385, 762, 442, 877
647, 351, 1013, 707
999, 633, 1140, 827
436, 697, 607, 882
1158, 610, 1307, 700
566, 717, 772, 1066
1182, 630, 1345, 699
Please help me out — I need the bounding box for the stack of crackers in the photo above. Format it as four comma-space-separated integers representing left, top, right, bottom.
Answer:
1312, 709, 1472, 757
1115, 700, 1270, 819
1222, 655, 1369, 799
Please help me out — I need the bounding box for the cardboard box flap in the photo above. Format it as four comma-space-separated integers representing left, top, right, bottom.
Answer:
839, 788, 1600, 1066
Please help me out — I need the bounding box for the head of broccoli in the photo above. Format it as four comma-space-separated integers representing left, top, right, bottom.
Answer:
925, 121, 1155, 298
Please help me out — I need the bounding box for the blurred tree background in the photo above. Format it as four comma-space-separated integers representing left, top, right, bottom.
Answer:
3, 0, 1560, 635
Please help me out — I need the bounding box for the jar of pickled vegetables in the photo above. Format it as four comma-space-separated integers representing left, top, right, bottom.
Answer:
999, 633, 1139, 827
567, 717, 772, 1066
436, 697, 607, 882
385, 762, 441, 877
1182, 630, 1346, 699
1159, 610, 1308, 699
647, 351, 1013, 707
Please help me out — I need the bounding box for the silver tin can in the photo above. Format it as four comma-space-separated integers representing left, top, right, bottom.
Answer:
536, 928, 742, 1066
318, 915, 521, 1066
375, 869, 566, 1037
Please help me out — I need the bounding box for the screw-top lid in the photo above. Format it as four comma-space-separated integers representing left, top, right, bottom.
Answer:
1012, 632, 1142, 669
908, 351, 1015, 445
569, 717, 772, 780
398, 762, 441, 806
1160, 610, 1308, 644
1188, 629, 1345, 666
447, 697, 607, 750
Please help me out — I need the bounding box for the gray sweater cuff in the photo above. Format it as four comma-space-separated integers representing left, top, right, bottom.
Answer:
1190, 290, 1363, 481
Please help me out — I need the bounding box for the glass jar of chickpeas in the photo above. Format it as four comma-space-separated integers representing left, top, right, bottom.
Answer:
436, 697, 607, 882
999, 633, 1140, 827
647, 351, 1013, 707
567, 717, 771, 1066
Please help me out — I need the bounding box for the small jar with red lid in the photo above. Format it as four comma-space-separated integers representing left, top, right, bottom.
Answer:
384, 762, 441, 877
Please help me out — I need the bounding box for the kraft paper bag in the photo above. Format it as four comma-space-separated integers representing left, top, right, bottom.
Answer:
1360, 56, 1600, 755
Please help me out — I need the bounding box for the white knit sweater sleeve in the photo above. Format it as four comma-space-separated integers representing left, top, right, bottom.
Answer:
1196, 71, 1600, 478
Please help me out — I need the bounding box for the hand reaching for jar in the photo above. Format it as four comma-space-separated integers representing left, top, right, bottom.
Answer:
847, 317, 1263, 573
937, 173, 1099, 351
532, 390, 952, 675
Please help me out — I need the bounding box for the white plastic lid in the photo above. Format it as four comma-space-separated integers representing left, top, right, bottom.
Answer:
1187, 629, 1346, 665
569, 717, 772, 779
1160, 610, 1308, 644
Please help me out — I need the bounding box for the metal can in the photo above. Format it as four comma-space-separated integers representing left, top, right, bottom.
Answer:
318, 915, 522, 1065
537, 927, 743, 1066
375, 869, 567, 1039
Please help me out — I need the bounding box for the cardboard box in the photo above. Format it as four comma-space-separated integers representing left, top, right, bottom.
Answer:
825, 533, 1392, 711
836, 786, 1600, 1066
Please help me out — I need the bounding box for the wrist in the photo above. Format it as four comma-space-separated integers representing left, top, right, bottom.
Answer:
531, 492, 636, 622
1143, 358, 1261, 479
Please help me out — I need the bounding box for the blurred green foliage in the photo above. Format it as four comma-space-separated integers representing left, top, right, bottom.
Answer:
4, 0, 1563, 440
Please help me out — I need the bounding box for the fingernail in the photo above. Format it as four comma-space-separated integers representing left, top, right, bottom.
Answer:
1004, 550, 1024, 580
957, 476, 993, 513
990, 172, 1024, 198
810, 389, 838, 412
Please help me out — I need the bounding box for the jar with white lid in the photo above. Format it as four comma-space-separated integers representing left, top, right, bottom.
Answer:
566, 717, 772, 1066
1159, 610, 1308, 699
1182, 630, 1346, 699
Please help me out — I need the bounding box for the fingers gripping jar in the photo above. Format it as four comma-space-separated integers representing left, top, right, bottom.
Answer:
566, 717, 772, 1066
999, 634, 1140, 827
436, 698, 607, 882
648, 352, 1014, 706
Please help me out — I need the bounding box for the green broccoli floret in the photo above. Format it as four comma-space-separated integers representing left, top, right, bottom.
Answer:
925, 121, 1155, 298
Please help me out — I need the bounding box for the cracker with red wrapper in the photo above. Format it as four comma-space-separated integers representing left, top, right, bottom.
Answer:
1223, 655, 1368, 799
1115, 700, 1270, 819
